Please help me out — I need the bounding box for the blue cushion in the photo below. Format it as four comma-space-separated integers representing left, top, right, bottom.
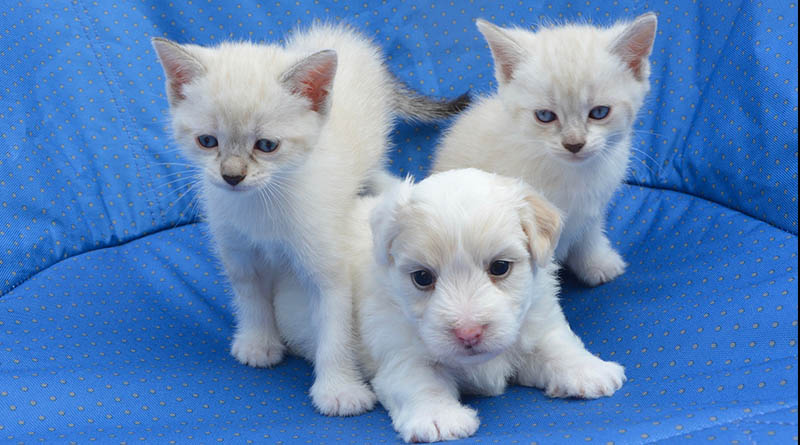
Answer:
2, 186, 795, 442
1, 0, 796, 443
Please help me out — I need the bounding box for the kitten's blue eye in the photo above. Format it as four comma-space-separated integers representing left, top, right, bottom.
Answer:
589, 106, 611, 120
254, 138, 280, 153
535, 110, 557, 123
196, 135, 218, 148
411, 269, 436, 290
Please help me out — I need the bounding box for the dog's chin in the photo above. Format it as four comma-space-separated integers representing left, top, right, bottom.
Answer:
436, 346, 504, 367
452, 349, 503, 366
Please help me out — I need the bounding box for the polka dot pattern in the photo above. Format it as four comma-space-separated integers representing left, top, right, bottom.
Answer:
1, 0, 796, 443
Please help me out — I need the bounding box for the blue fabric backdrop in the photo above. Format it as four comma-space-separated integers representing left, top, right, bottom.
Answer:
1, 0, 796, 443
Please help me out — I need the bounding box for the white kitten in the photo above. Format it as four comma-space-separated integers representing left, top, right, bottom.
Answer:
434, 14, 658, 286
152, 25, 467, 416
274, 169, 625, 442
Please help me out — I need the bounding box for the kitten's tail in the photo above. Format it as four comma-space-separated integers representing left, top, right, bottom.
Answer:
391, 77, 471, 123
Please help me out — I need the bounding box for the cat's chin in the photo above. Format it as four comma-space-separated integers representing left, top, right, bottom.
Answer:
551, 151, 598, 165
208, 182, 259, 194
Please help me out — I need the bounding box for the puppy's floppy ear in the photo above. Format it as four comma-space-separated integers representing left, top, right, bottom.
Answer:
476, 19, 525, 85
281, 50, 338, 115
370, 176, 414, 266
152, 38, 206, 106
518, 184, 563, 268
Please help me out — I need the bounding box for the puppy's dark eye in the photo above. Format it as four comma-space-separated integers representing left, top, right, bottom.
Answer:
411, 269, 436, 290
196, 134, 218, 148
488, 260, 512, 279
254, 138, 280, 153
589, 106, 611, 120
535, 110, 557, 123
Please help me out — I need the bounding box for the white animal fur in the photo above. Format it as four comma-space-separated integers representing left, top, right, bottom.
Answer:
152, 25, 409, 416
433, 14, 658, 286
274, 169, 626, 442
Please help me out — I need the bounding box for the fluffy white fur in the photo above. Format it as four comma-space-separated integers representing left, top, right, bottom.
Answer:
275, 169, 626, 442
152, 26, 410, 416
433, 14, 658, 286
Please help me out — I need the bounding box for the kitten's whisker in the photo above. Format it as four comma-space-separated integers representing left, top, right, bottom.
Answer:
187, 193, 203, 222
158, 185, 197, 203
153, 176, 200, 190
167, 181, 199, 203
629, 129, 669, 140
171, 185, 202, 228
156, 171, 203, 192
263, 181, 290, 217
150, 161, 197, 167
628, 147, 662, 172
155, 170, 200, 180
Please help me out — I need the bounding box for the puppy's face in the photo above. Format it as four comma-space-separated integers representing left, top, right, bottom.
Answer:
371, 169, 562, 365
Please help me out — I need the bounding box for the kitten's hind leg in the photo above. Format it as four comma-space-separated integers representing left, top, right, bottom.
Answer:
308, 274, 376, 416
566, 221, 627, 286
221, 244, 286, 368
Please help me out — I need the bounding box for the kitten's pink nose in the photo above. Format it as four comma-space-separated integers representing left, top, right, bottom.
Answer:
454, 324, 484, 348
563, 141, 585, 153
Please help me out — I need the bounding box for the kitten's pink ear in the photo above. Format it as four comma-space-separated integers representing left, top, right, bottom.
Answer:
151, 38, 206, 105
518, 185, 563, 268
281, 50, 338, 114
610, 12, 658, 81
370, 176, 414, 266
476, 19, 525, 85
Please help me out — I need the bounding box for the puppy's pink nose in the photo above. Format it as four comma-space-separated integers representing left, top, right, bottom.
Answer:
454, 325, 484, 348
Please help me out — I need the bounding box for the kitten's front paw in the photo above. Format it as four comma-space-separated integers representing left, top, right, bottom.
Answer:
231, 331, 285, 368
541, 354, 626, 399
569, 246, 627, 286
310, 377, 377, 416
394, 402, 480, 443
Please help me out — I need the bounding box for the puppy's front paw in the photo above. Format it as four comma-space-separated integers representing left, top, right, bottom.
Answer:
543, 354, 626, 399
231, 330, 285, 367
569, 246, 626, 286
394, 402, 480, 443
310, 377, 377, 416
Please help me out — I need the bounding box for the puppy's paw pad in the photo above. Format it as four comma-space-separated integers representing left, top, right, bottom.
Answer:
545, 356, 626, 399
396, 404, 480, 443
231, 332, 285, 368
311, 379, 377, 416
573, 248, 627, 286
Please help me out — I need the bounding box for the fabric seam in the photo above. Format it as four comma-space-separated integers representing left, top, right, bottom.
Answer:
71, 0, 160, 228
624, 179, 798, 236
646, 404, 798, 444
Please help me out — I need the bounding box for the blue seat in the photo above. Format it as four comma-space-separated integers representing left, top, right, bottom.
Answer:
1, 1, 796, 443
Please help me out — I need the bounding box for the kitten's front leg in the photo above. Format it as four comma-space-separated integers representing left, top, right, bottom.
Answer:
566, 220, 627, 286
219, 241, 286, 368
308, 273, 376, 416
373, 355, 480, 443
516, 297, 625, 398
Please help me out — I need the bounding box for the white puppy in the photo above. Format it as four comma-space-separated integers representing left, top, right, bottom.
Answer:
275, 168, 626, 442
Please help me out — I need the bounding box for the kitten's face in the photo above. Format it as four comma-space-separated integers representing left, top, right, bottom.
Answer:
153, 40, 337, 193
477, 14, 657, 165
509, 48, 642, 164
